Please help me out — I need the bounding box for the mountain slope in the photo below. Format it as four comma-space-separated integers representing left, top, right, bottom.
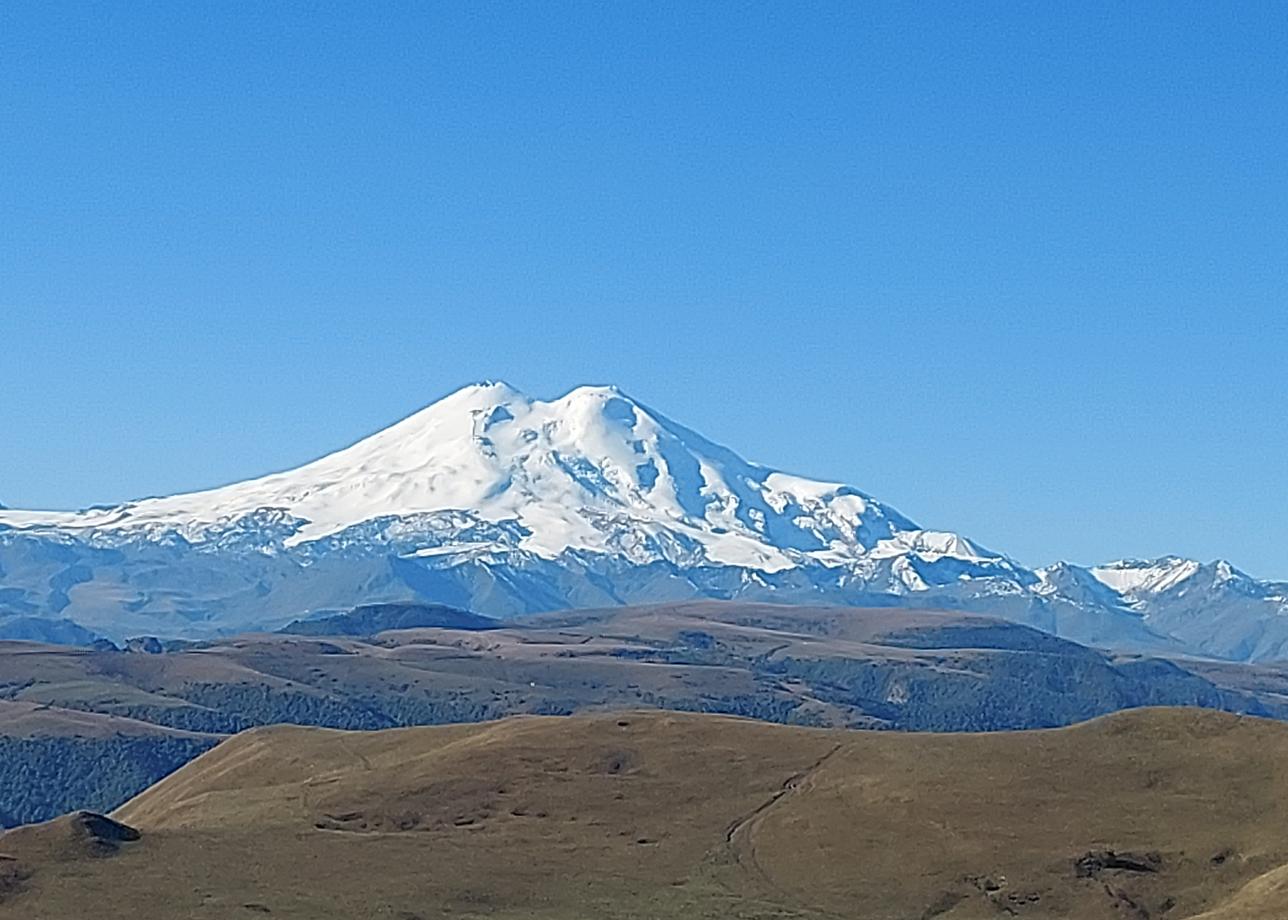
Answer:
0, 382, 1280, 658
5, 708, 1288, 919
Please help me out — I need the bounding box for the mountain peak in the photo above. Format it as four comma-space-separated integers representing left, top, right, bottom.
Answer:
0, 381, 994, 580
427, 383, 647, 428
436, 379, 529, 409
1089, 557, 1202, 597
561, 383, 626, 398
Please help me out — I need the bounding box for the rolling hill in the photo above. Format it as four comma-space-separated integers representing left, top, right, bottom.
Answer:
4, 601, 1288, 827
4, 708, 1288, 918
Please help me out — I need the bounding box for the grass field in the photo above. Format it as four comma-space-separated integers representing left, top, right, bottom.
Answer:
3, 706, 1288, 919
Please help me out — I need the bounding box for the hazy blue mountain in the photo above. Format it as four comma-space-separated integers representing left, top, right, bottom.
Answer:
280, 602, 499, 636
0, 616, 100, 645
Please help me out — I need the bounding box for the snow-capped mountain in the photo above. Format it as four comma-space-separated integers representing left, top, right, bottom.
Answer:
0, 381, 1000, 575
1089, 557, 1209, 598
1081, 558, 1288, 661
0, 382, 1281, 659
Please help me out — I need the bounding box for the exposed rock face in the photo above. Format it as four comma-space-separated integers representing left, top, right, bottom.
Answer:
1075, 849, 1162, 878
0, 811, 140, 862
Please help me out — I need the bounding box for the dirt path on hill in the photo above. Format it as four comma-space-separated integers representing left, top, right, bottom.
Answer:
722, 743, 845, 911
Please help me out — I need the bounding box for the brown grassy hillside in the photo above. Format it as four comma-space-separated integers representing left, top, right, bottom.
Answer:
2, 707, 1288, 919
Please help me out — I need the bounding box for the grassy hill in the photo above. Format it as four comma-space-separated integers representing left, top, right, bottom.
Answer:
3, 708, 1288, 918
5, 601, 1288, 826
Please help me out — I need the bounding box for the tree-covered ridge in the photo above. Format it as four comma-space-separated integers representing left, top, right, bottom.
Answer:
0, 736, 216, 828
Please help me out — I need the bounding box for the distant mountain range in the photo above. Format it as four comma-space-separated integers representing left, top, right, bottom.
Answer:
1, 381, 1285, 659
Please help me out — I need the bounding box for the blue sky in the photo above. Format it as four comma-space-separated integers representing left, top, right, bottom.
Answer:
1, 3, 1285, 576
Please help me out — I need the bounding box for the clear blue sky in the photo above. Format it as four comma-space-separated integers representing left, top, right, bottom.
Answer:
1, 3, 1285, 577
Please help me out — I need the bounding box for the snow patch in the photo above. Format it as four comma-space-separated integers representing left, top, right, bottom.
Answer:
1091, 558, 1201, 596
